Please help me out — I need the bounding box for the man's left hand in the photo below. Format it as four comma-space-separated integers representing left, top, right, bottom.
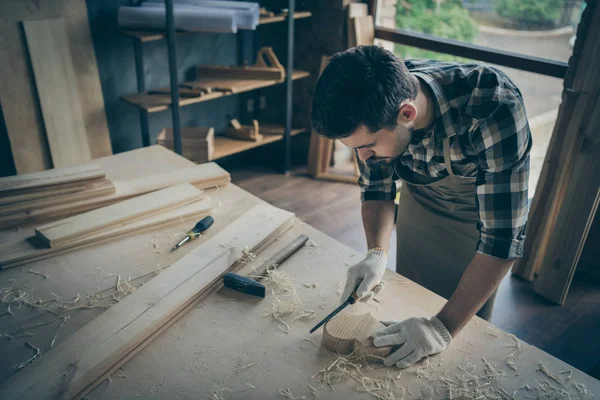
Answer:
373, 316, 452, 368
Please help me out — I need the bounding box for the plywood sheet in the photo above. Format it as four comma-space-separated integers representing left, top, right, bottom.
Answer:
23, 18, 92, 168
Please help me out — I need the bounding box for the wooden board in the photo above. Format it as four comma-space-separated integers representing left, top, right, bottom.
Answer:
353, 15, 375, 46
35, 183, 204, 248
0, 162, 230, 229
0, 204, 295, 400
0, 179, 115, 217
347, 3, 368, 48
0, 0, 111, 174
322, 313, 393, 362
23, 18, 92, 168
0, 199, 213, 269
120, 70, 310, 113
0, 164, 104, 195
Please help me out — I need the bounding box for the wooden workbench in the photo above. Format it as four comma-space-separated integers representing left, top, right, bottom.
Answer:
0, 147, 598, 399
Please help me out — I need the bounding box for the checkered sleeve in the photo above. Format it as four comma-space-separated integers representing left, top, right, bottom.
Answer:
356, 151, 397, 202
471, 96, 531, 259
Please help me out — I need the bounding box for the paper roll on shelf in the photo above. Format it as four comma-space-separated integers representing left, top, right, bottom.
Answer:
141, 0, 259, 30
118, 6, 238, 33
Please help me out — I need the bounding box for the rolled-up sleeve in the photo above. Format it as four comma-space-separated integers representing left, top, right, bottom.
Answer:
357, 151, 397, 202
471, 96, 531, 259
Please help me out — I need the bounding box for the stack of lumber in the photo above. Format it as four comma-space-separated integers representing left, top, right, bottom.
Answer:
0, 164, 116, 221
0, 162, 230, 229
157, 127, 215, 163
0, 204, 295, 400
0, 183, 213, 269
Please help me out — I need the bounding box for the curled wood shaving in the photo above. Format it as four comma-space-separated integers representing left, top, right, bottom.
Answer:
27, 269, 49, 279
13, 341, 40, 370
278, 388, 306, 399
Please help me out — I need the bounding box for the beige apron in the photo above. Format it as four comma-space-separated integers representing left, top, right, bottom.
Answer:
395, 138, 497, 321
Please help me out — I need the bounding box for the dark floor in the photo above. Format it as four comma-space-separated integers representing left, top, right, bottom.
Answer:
222, 160, 600, 379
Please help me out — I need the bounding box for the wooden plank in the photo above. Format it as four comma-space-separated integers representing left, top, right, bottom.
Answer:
23, 18, 92, 168
512, 3, 600, 285
0, 204, 295, 400
0, 163, 229, 229
0, 179, 115, 217
0, 164, 104, 195
0, 199, 213, 269
353, 15, 375, 46
35, 183, 204, 248
347, 3, 368, 48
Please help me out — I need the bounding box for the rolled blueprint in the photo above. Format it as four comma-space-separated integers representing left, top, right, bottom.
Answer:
118, 5, 238, 33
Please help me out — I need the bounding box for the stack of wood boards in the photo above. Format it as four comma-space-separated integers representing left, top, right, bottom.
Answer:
0, 203, 295, 400
0, 164, 115, 220
157, 127, 215, 163
0, 163, 230, 229
0, 184, 213, 268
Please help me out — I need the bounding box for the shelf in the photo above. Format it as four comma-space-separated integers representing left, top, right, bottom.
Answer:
121, 70, 310, 113
212, 124, 307, 160
122, 11, 312, 43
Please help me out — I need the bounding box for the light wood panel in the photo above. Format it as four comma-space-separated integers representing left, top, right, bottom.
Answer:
23, 18, 92, 168
0, 164, 103, 195
35, 183, 204, 248
0, 199, 213, 269
0, 0, 111, 174
0, 204, 295, 400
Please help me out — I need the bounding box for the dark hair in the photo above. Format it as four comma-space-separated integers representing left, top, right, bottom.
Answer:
310, 45, 418, 139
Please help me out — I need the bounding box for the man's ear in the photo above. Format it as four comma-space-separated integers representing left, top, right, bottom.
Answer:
398, 103, 417, 123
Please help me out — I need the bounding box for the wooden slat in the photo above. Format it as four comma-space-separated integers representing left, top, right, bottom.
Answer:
0, 199, 213, 269
23, 18, 92, 168
0, 163, 230, 229
35, 183, 204, 248
0, 164, 104, 195
353, 15, 375, 46
0, 204, 295, 400
0, 179, 115, 217
212, 126, 306, 161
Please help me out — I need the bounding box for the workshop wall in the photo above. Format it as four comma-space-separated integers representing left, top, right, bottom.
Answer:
86, 0, 240, 153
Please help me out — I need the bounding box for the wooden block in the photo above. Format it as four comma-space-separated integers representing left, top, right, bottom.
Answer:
0, 204, 295, 400
34, 182, 204, 248
0, 164, 104, 195
196, 47, 284, 82
322, 313, 394, 363
0, 199, 213, 269
353, 15, 375, 46
156, 127, 215, 163
23, 18, 92, 168
225, 119, 263, 142
0, 163, 230, 229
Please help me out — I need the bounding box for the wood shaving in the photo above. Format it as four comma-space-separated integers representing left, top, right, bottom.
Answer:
303, 337, 317, 346
278, 388, 306, 399
211, 385, 232, 400
13, 341, 40, 370
27, 269, 49, 279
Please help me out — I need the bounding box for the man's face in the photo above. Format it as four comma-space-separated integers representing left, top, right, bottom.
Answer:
340, 123, 413, 164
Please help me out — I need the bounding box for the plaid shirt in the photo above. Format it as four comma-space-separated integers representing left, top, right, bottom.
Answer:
358, 60, 531, 259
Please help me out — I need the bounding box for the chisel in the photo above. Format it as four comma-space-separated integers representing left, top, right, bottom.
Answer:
171, 216, 214, 251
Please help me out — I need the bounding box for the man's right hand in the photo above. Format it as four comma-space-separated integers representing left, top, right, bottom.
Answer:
341, 248, 388, 302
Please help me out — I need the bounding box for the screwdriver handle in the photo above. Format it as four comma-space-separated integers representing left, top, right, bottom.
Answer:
191, 216, 214, 235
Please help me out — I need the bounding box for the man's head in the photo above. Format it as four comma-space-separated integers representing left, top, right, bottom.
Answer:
310, 45, 419, 163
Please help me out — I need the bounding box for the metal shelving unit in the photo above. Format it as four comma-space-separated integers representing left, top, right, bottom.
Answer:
123, 1, 310, 173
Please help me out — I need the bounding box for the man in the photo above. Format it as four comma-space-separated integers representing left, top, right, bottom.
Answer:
310, 45, 531, 369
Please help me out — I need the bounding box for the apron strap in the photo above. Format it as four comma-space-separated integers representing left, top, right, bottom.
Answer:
443, 138, 455, 177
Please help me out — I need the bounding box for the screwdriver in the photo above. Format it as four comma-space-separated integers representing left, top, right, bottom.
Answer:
170, 216, 214, 252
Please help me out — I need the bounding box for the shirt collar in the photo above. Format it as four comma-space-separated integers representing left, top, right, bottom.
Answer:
411, 72, 456, 144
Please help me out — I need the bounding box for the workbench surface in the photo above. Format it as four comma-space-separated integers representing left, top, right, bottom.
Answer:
1, 147, 598, 399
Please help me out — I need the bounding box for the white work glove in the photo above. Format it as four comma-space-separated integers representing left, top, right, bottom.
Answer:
373, 316, 452, 369
341, 248, 388, 302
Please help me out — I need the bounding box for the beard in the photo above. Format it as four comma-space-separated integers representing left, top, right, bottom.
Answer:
370, 125, 414, 165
